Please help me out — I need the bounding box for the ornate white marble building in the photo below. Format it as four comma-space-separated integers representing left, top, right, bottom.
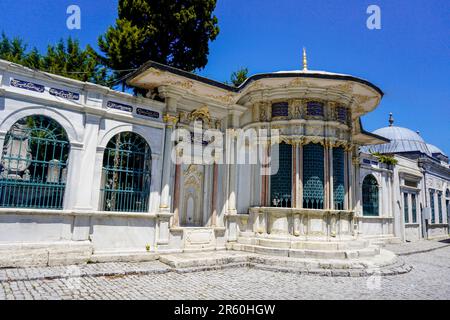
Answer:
0, 55, 448, 267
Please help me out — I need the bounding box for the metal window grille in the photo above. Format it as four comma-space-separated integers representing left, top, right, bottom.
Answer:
271, 102, 289, 118
336, 107, 348, 123
430, 191, 435, 223
404, 193, 409, 223
0, 115, 69, 209
411, 193, 417, 223
101, 132, 151, 212
362, 175, 379, 216
333, 147, 345, 210
303, 143, 324, 209
306, 101, 324, 117
270, 143, 292, 208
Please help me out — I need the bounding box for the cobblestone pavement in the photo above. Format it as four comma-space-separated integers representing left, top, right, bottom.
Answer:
384, 238, 450, 255
0, 244, 449, 300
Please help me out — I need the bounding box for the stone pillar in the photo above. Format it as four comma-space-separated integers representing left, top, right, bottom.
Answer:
148, 154, 162, 213
292, 144, 297, 208
63, 143, 84, 210
347, 148, 353, 211
324, 143, 330, 210
352, 153, 360, 214
227, 129, 237, 214
298, 144, 303, 208
260, 142, 268, 207
71, 114, 101, 210
172, 160, 181, 227
91, 146, 107, 211
211, 162, 219, 226
159, 114, 178, 212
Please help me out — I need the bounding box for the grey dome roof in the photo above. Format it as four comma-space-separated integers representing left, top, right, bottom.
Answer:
362, 126, 432, 156
427, 144, 447, 156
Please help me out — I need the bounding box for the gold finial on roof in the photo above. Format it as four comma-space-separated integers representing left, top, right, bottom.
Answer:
302, 47, 308, 71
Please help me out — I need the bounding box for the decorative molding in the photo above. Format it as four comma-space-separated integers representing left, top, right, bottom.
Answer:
163, 113, 179, 128
189, 105, 212, 126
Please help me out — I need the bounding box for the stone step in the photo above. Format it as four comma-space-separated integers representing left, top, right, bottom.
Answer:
231, 243, 380, 260
237, 237, 370, 251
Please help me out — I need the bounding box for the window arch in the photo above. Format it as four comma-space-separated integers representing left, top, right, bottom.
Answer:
0, 115, 70, 209
303, 143, 324, 209
362, 174, 379, 216
100, 132, 151, 212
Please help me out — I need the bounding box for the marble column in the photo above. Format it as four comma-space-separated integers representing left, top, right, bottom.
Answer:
62, 143, 84, 210
298, 144, 303, 208
172, 161, 181, 227
324, 144, 330, 210
71, 114, 101, 210
159, 114, 178, 212
347, 148, 353, 211
211, 162, 219, 226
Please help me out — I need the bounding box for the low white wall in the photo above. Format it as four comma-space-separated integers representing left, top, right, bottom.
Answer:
356, 216, 394, 238
405, 224, 421, 242
0, 209, 158, 254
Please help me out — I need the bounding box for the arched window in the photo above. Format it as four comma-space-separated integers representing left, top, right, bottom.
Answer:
101, 132, 151, 212
270, 143, 292, 207
362, 175, 379, 216
333, 147, 345, 210
0, 115, 70, 209
303, 143, 324, 209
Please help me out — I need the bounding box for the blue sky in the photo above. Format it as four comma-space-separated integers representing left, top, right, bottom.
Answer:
0, 0, 449, 153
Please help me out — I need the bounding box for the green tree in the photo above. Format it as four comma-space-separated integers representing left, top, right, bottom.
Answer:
42, 38, 109, 85
0, 33, 27, 64
0, 33, 109, 85
99, 0, 220, 88
230, 67, 248, 87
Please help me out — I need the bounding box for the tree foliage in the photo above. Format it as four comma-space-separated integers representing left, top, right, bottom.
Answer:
98, 0, 220, 87
0, 33, 109, 85
230, 67, 248, 87
371, 152, 398, 165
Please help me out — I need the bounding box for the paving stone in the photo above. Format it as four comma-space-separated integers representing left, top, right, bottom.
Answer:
0, 243, 449, 300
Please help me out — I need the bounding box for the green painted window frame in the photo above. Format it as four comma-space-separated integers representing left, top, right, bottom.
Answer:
404, 193, 409, 223
270, 143, 292, 208
0, 115, 70, 209
411, 193, 417, 223
430, 191, 435, 224
101, 132, 152, 213
333, 147, 345, 210
303, 143, 324, 209
437, 193, 443, 223
362, 175, 379, 216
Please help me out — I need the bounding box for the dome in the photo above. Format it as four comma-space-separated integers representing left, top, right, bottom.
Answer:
427, 143, 446, 156
361, 113, 432, 156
